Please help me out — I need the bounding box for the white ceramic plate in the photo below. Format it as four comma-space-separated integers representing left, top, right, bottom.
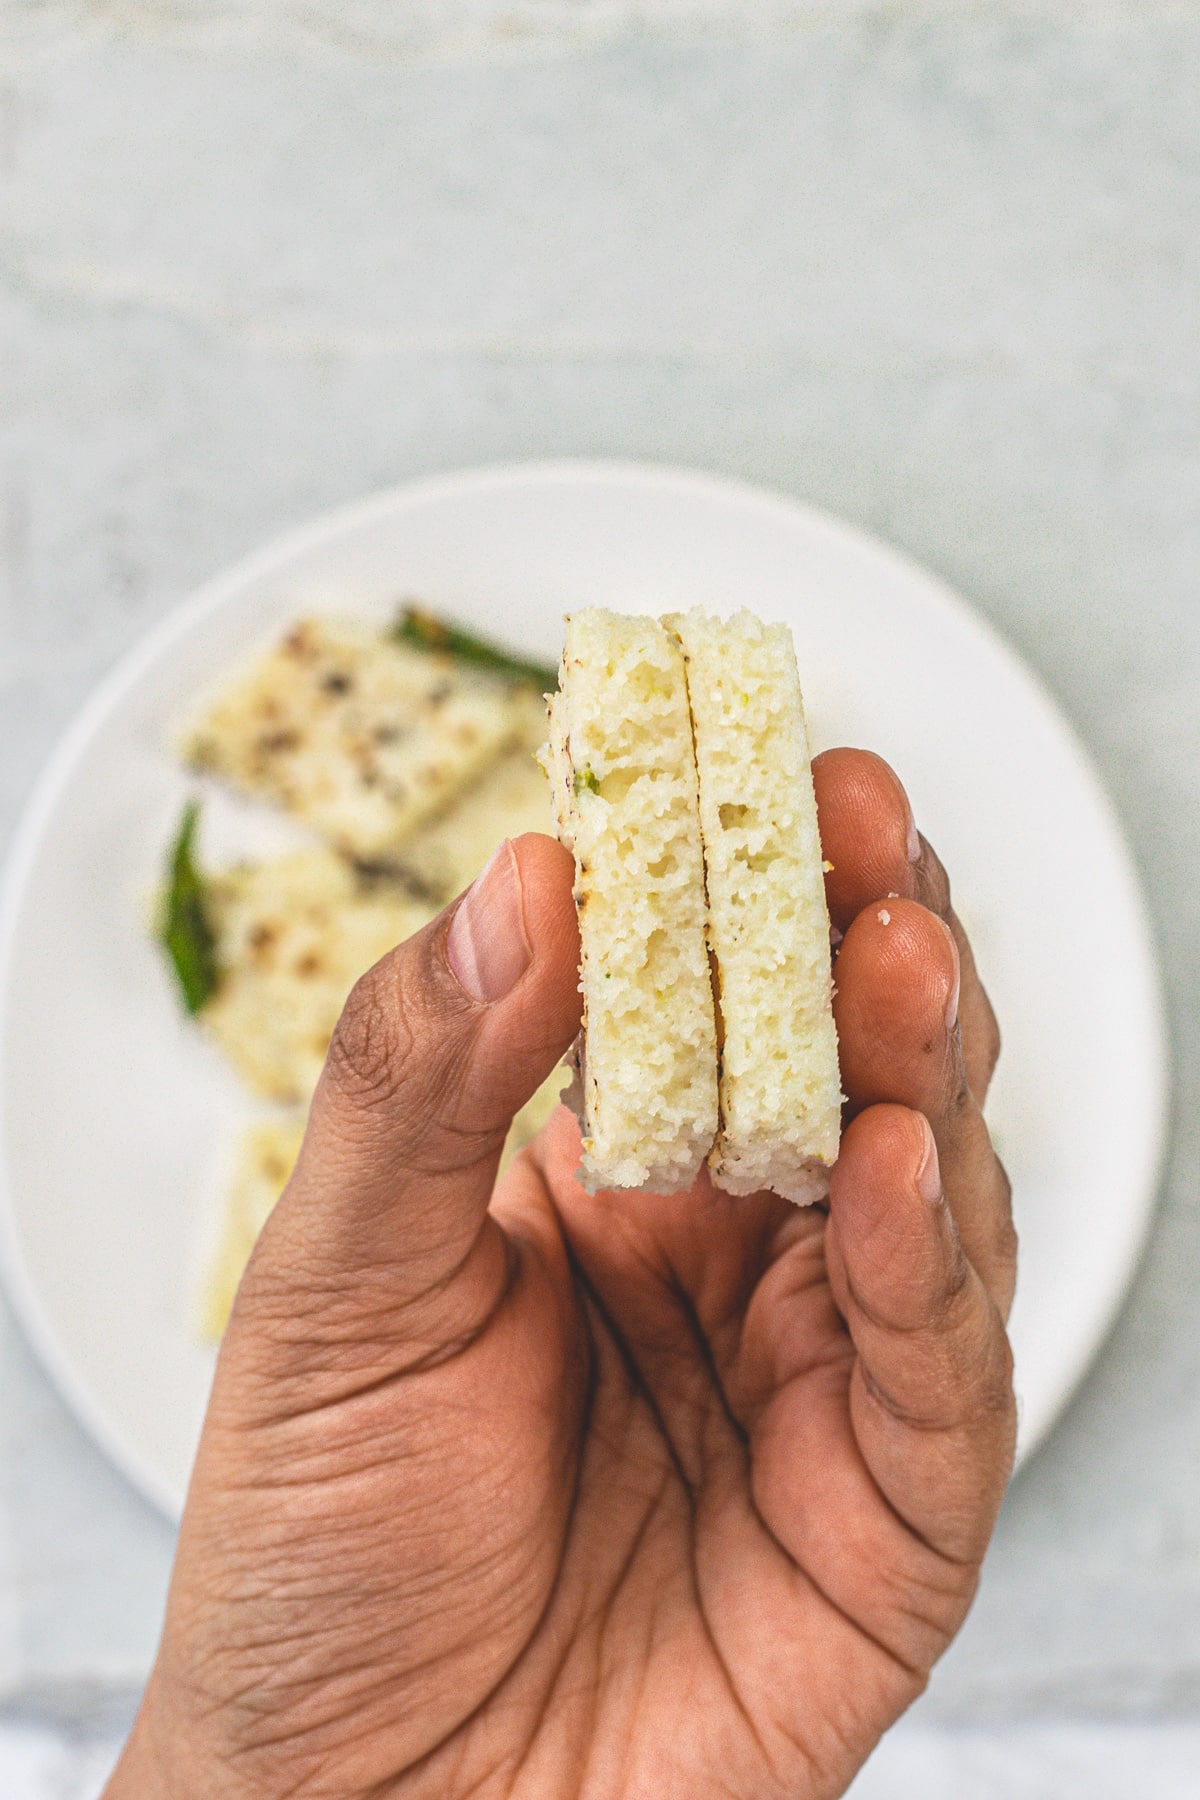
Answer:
0, 462, 1167, 1519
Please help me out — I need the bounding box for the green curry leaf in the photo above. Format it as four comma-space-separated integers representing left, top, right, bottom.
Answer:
391, 604, 558, 692
159, 801, 219, 1015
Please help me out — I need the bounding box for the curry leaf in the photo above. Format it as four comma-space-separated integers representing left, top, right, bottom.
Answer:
159, 801, 219, 1015
391, 604, 558, 692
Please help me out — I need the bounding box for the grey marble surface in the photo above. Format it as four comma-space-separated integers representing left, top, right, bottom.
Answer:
2, 0, 1200, 1756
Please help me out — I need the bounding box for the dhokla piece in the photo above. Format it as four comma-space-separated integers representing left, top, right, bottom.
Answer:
547, 610, 718, 1192
200, 1116, 306, 1340
199, 1067, 566, 1341
182, 617, 526, 861
203, 847, 434, 1103
392, 693, 551, 901
669, 609, 841, 1203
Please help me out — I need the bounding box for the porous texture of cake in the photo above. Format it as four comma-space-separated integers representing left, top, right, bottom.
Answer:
183, 617, 525, 861
547, 610, 718, 1192
203, 848, 433, 1102
669, 608, 841, 1203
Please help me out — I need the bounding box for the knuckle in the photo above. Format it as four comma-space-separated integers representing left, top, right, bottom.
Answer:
916, 841, 952, 916
939, 1296, 1015, 1432
979, 998, 1002, 1072
974, 1330, 1018, 1446
847, 1203, 970, 1341
322, 953, 501, 1177
990, 1152, 1015, 1230
978, 1329, 1016, 1417
995, 1210, 1019, 1276
937, 1227, 975, 1322
326, 959, 414, 1112
932, 1253, 990, 1360
854, 1270, 1015, 1449
991, 1189, 1019, 1320
981, 1149, 1017, 1262
892, 1563, 979, 1655
964, 993, 1002, 1101
941, 1044, 974, 1118
994, 1321, 1016, 1395
953, 1291, 1015, 1418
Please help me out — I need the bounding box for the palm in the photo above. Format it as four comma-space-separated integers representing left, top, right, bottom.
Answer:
404, 1121, 957, 1799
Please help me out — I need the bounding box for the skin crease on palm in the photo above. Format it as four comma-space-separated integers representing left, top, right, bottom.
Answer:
105, 748, 1017, 1800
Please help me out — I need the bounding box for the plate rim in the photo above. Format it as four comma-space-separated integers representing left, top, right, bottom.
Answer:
0, 456, 1171, 1516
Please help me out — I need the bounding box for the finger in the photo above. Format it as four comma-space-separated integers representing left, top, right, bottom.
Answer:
813, 747, 919, 928
813, 747, 1001, 1103
911, 834, 1001, 1107
825, 1105, 1016, 1564
532, 1104, 802, 1473
242, 834, 580, 1343
833, 896, 1016, 1317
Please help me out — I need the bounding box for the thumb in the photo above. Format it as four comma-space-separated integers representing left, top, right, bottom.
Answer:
234, 833, 580, 1349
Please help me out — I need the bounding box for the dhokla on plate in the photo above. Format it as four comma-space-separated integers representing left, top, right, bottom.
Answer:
182, 617, 530, 861
202, 847, 434, 1103
199, 1069, 567, 1341
391, 691, 551, 901
199, 1115, 306, 1341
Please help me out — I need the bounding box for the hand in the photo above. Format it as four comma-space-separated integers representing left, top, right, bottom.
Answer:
107, 748, 1016, 1800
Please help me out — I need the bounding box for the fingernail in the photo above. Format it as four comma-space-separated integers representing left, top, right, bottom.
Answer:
906, 809, 921, 864
916, 1117, 942, 1204
446, 841, 532, 1003
944, 928, 961, 1030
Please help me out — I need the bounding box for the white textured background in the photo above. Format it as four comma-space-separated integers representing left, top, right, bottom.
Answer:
3, 1, 1200, 1791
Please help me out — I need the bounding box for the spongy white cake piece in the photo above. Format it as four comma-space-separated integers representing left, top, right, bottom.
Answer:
182, 617, 525, 861
669, 608, 841, 1203
546, 609, 718, 1192
203, 847, 434, 1103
